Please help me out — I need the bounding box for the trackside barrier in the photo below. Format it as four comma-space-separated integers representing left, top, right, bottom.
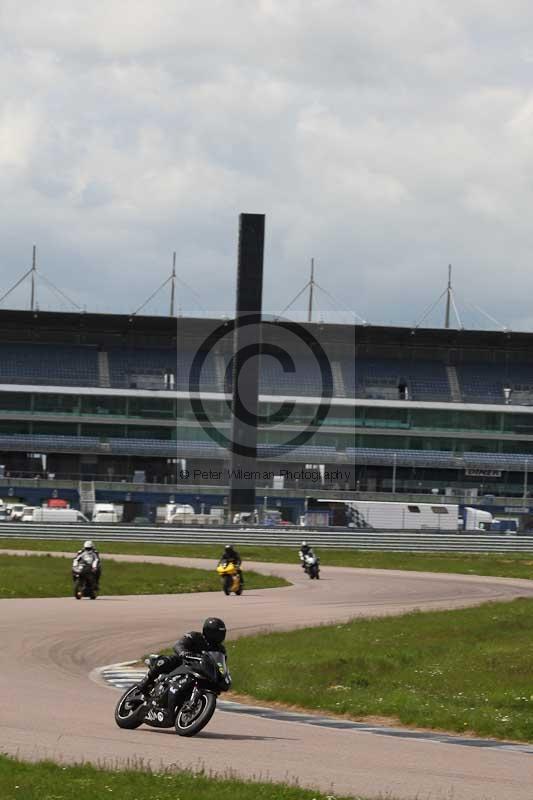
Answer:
1, 522, 533, 552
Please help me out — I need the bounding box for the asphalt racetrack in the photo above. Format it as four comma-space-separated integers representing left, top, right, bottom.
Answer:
2, 550, 533, 799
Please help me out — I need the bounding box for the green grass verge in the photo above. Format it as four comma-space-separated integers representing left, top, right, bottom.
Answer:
226, 598, 533, 742
0, 756, 365, 800
0, 554, 287, 598
2, 537, 533, 580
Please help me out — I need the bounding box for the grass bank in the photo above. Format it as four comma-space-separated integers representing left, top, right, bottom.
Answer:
0, 554, 287, 598
227, 598, 533, 742
2, 537, 533, 580
0, 756, 363, 800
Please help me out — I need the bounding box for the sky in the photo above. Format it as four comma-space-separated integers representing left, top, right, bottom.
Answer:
1, 1, 533, 329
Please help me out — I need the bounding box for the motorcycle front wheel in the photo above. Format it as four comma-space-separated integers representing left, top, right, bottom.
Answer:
175, 691, 216, 737
114, 686, 146, 729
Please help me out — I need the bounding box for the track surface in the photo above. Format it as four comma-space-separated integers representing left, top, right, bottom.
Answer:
2, 550, 533, 799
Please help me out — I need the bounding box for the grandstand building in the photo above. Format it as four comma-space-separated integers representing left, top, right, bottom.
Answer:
0, 309, 354, 521
2, 309, 533, 521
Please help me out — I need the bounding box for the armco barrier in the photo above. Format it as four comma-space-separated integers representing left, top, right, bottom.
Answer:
1, 522, 533, 552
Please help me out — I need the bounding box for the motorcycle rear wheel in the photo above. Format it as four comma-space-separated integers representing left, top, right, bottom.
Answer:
115, 686, 146, 729
175, 691, 216, 737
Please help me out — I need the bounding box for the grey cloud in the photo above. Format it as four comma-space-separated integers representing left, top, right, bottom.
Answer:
2, 2, 533, 328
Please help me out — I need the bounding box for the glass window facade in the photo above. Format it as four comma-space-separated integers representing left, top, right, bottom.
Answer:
81, 396, 127, 416
0, 393, 31, 412
129, 397, 175, 419
34, 394, 80, 414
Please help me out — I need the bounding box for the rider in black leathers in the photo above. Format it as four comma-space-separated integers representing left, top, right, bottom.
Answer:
220, 544, 244, 586
221, 544, 241, 566
137, 618, 227, 713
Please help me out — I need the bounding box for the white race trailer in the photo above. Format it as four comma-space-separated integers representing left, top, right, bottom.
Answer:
318, 499, 459, 530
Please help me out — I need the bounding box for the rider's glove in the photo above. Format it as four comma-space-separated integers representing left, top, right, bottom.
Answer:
137, 675, 152, 694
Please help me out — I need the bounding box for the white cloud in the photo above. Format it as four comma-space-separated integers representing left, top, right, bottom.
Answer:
2, 1, 533, 327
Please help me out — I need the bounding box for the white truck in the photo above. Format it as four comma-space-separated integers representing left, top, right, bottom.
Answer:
161, 503, 196, 523
21, 506, 39, 522
7, 503, 27, 521
25, 508, 90, 523
463, 507, 493, 531
92, 503, 120, 523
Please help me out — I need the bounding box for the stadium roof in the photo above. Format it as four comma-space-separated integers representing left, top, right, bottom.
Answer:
1, 307, 533, 358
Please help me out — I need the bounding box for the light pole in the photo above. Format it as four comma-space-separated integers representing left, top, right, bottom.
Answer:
392, 452, 397, 495
523, 458, 529, 500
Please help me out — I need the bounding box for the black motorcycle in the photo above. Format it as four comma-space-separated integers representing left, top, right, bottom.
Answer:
72, 554, 98, 599
114, 651, 232, 737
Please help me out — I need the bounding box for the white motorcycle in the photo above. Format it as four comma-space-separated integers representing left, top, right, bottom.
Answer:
302, 553, 320, 580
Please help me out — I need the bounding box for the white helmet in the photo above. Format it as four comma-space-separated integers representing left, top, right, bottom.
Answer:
83, 540, 94, 550
301, 541, 308, 547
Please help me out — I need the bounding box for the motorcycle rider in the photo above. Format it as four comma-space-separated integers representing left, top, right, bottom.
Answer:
72, 539, 101, 590
137, 617, 227, 714
298, 540, 316, 568
220, 543, 243, 586
221, 543, 241, 566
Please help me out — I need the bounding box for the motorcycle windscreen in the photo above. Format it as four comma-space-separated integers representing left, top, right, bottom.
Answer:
207, 651, 231, 687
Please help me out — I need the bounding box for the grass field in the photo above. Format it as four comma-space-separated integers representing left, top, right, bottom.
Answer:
2, 537, 533, 580
0, 756, 364, 800
227, 597, 533, 742
0, 553, 287, 598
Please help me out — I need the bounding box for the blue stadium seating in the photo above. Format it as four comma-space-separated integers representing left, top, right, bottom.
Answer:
258, 355, 330, 397
347, 446, 533, 471
354, 358, 451, 401
456, 363, 503, 403
0, 343, 99, 387
457, 362, 533, 404
107, 348, 221, 392
342, 358, 355, 395
8, 338, 533, 409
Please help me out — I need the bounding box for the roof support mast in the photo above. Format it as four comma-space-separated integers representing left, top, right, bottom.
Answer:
30, 245, 36, 311
170, 251, 176, 317
276, 258, 364, 323
444, 264, 452, 329
307, 258, 315, 322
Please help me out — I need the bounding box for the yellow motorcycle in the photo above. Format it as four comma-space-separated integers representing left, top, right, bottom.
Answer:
216, 560, 243, 596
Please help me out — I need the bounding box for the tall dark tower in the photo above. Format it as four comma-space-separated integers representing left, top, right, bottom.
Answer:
228, 213, 265, 516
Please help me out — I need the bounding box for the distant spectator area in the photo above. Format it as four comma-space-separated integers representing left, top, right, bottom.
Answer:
107, 347, 219, 392
0, 342, 349, 396
4, 336, 533, 406
0, 343, 99, 387
353, 358, 533, 405
456, 362, 533, 405
354, 358, 451, 402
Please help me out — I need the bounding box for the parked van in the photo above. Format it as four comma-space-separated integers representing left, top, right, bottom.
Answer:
163, 503, 195, 523
27, 508, 89, 523
92, 503, 120, 523
21, 506, 39, 522
7, 503, 26, 521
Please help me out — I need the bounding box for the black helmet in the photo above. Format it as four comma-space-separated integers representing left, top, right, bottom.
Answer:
224, 544, 233, 551
202, 617, 226, 645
